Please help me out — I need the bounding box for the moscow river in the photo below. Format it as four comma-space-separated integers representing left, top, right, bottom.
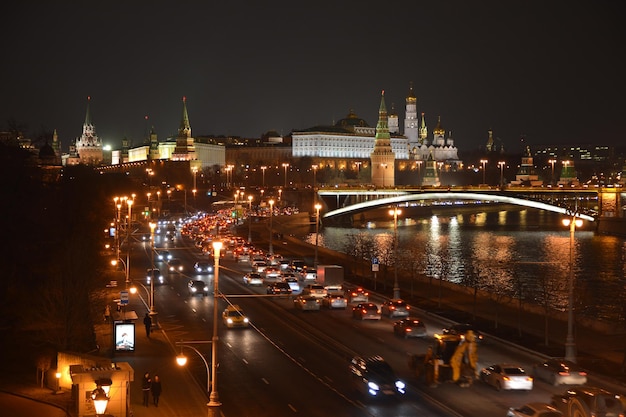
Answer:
303, 206, 626, 323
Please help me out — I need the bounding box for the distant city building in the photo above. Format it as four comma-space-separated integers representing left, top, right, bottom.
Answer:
510, 146, 543, 186
370, 91, 395, 187
71, 96, 103, 165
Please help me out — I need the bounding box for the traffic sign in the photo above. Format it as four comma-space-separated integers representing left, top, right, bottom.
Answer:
120, 290, 129, 305
371, 257, 379, 272
372, 257, 379, 264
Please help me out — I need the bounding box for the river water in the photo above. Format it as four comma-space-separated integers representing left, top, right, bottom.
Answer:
302, 206, 626, 323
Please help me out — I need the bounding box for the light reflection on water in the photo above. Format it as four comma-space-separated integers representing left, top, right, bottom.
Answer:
303, 208, 626, 322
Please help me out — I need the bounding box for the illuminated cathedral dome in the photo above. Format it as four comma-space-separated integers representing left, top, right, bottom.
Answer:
335, 109, 370, 128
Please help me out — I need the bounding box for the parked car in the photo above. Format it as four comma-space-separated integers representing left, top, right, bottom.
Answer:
222, 305, 249, 328
352, 303, 381, 320
347, 287, 369, 303
293, 295, 321, 311
266, 282, 292, 295
243, 272, 264, 286
146, 268, 164, 285
551, 387, 624, 417
479, 364, 533, 391
349, 355, 406, 398
393, 317, 427, 338
188, 280, 208, 297
532, 359, 588, 386
381, 299, 411, 318
507, 402, 563, 417
193, 261, 213, 274
322, 294, 348, 309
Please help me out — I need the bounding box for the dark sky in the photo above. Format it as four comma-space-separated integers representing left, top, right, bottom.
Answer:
2, 1, 624, 153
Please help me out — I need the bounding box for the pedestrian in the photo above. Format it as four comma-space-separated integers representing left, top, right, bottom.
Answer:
103, 305, 111, 322
141, 372, 151, 407
151, 374, 162, 406
143, 312, 152, 338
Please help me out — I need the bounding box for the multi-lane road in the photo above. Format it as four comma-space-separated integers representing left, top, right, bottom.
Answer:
130, 223, 622, 417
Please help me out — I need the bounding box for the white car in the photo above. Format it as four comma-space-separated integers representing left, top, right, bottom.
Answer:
532, 359, 587, 386
283, 277, 301, 294
243, 272, 263, 286
480, 364, 533, 391
293, 296, 321, 311
507, 402, 562, 417
322, 294, 347, 309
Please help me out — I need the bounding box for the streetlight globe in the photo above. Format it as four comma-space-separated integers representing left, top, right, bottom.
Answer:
129, 286, 137, 294
213, 240, 223, 252
176, 354, 188, 367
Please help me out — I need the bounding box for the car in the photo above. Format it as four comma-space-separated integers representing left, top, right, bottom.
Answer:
393, 317, 427, 338
479, 363, 533, 391
243, 272, 264, 286
266, 282, 292, 295
349, 355, 406, 398
347, 287, 369, 303
381, 299, 411, 318
283, 277, 301, 294
532, 359, 588, 386
222, 305, 249, 328
551, 387, 624, 417
146, 268, 164, 285
303, 284, 326, 299
289, 259, 305, 272
507, 402, 563, 417
253, 261, 268, 273
168, 258, 184, 272
442, 323, 483, 342
157, 250, 172, 261
193, 261, 213, 274
322, 294, 348, 309
263, 267, 281, 282
188, 280, 208, 296
293, 295, 321, 311
237, 252, 251, 263
352, 303, 381, 320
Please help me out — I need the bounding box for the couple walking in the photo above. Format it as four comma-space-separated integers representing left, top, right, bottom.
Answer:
141, 372, 162, 407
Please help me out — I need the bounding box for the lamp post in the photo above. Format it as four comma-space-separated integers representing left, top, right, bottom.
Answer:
498, 161, 505, 188
91, 385, 109, 416
389, 206, 402, 300
282, 163, 289, 188
268, 199, 275, 255
314, 203, 322, 268
480, 159, 488, 185
111, 256, 129, 288
247, 195, 253, 243
549, 159, 557, 186
261, 166, 267, 188
312, 164, 318, 204
562, 213, 582, 363
176, 341, 212, 397
148, 222, 157, 320
129, 281, 152, 314
209, 240, 223, 415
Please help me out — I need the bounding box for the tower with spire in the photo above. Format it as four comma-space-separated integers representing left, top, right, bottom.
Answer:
74, 96, 103, 165
419, 112, 428, 144
421, 151, 441, 187
404, 82, 419, 149
171, 96, 197, 161
370, 91, 395, 187
388, 103, 399, 134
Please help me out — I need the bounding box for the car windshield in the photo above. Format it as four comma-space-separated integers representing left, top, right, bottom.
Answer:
503, 367, 526, 375
227, 310, 243, 317
367, 361, 396, 379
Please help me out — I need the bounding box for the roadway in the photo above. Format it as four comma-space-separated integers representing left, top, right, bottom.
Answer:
124, 220, 625, 417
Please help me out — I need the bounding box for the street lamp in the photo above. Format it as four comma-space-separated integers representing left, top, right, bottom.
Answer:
549, 159, 557, 186
209, 240, 223, 415
148, 222, 157, 320
129, 282, 152, 314
312, 164, 318, 204
261, 166, 267, 188
282, 163, 289, 188
176, 341, 212, 396
480, 159, 488, 185
562, 214, 582, 363
247, 195, 253, 243
314, 203, 322, 268
389, 206, 402, 300
268, 199, 275, 255
498, 161, 505, 188
91, 385, 109, 416
111, 257, 129, 287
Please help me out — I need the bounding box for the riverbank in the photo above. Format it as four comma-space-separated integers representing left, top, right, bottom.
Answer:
240, 213, 626, 383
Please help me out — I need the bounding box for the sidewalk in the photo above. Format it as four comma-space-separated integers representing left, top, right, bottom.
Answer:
96, 296, 210, 417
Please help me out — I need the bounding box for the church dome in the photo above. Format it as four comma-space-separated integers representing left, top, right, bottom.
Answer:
335, 109, 370, 128
433, 116, 445, 135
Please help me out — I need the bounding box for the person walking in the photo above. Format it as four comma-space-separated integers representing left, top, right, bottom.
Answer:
151, 374, 162, 406
141, 372, 151, 407
103, 305, 111, 322
143, 312, 152, 338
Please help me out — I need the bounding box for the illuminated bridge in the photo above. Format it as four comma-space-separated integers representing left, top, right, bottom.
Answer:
317, 186, 626, 223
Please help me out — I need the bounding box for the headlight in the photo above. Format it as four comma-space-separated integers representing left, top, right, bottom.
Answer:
190, 287, 197, 292
243, 318, 249, 323
367, 382, 379, 391
226, 318, 233, 324
395, 380, 406, 390
203, 286, 209, 292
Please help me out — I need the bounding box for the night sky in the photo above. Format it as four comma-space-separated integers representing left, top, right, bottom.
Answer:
2, 1, 624, 154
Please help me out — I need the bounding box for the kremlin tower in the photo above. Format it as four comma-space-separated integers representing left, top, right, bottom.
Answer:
370, 91, 395, 187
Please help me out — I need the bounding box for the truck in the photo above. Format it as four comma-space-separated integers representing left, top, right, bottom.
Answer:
316, 265, 344, 294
